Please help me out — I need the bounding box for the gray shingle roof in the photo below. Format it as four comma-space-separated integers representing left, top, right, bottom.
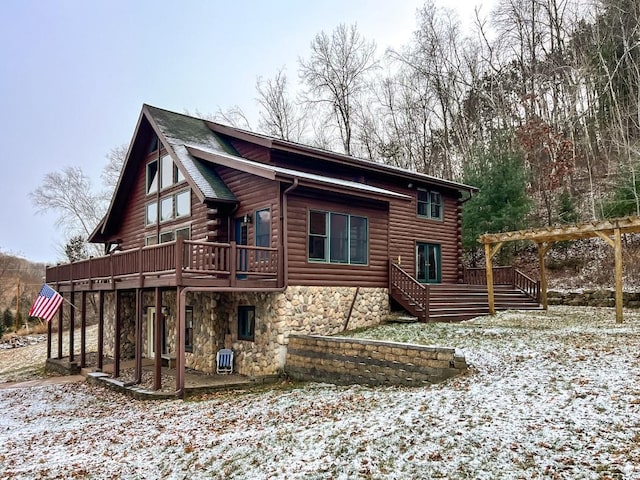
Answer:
145, 105, 237, 202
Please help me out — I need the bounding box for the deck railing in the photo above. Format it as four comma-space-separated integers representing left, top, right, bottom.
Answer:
389, 261, 429, 321
463, 266, 540, 301
46, 239, 281, 288
463, 266, 515, 285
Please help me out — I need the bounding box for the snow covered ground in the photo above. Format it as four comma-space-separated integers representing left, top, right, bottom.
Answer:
1, 306, 639, 479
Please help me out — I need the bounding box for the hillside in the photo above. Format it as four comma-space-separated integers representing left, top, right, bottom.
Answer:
0, 252, 47, 316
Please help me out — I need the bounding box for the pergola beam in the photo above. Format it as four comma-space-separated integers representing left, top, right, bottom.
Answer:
478, 216, 638, 323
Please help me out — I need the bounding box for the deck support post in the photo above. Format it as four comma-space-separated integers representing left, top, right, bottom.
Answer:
69, 290, 75, 363
484, 242, 503, 315
154, 287, 162, 391
537, 242, 552, 310
46, 317, 52, 360
176, 287, 184, 396
80, 291, 87, 368
135, 288, 143, 384
57, 299, 63, 359
98, 291, 104, 371
113, 291, 121, 378
113, 290, 122, 378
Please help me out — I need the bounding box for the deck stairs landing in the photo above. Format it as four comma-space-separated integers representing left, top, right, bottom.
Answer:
426, 284, 541, 322
389, 262, 542, 322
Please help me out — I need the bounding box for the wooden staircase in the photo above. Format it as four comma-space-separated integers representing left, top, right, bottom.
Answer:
389, 262, 542, 322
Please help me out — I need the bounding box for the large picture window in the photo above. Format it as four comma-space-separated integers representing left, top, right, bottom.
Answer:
308, 210, 368, 265
417, 189, 443, 220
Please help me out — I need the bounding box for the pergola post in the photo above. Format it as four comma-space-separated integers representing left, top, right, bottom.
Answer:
537, 242, 552, 310
614, 228, 623, 323
484, 242, 503, 315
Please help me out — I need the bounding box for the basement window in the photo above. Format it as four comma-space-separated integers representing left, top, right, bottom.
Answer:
238, 306, 255, 341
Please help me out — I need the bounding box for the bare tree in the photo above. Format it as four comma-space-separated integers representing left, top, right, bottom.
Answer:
213, 105, 252, 130
101, 143, 128, 194
30, 166, 105, 257
256, 67, 308, 142
299, 23, 378, 155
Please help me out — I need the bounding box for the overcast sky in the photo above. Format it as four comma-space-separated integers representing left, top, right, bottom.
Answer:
0, 0, 493, 264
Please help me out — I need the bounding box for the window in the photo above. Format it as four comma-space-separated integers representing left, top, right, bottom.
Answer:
146, 202, 158, 225
308, 211, 327, 260
175, 226, 190, 241
147, 155, 186, 195
146, 161, 158, 195
185, 307, 194, 353
160, 155, 174, 190
308, 210, 368, 265
417, 189, 443, 220
255, 209, 271, 247
238, 306, 255, 341
160, 230, 175, 243
330, 213, 348, 263
160, 197, 174, 222
145, 235, 158, 246
175, 190, 190, 218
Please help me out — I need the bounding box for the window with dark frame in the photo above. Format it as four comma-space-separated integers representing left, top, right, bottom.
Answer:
238, 306, 255, 341
185, 306, 194, 353
308, 210, 368, 265
255, 208, 271, 247
146, 161, 158, 195
146, 155, 186, 196
417, 189, 443, 220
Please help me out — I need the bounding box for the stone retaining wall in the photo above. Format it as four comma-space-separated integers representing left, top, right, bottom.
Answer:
548, 290, 640, 308
285, 335, 467, 386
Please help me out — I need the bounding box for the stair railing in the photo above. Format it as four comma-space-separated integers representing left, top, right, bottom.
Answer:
463, 266, 540, 303
513, 269, 541, 302
389, 260, 429, 322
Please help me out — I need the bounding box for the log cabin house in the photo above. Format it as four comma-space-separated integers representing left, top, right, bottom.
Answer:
45, 104, 539, 389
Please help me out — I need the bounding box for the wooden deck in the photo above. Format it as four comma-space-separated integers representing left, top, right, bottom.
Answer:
46, 238, 283, 292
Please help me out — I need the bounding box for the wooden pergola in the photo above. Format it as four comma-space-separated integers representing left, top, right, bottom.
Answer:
479, 216, 640, 323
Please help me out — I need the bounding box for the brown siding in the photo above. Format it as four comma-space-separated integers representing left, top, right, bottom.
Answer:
216, 166, 281, 246
269, 149, 463, 283
286, 192, 389, 287
387, 189, 460, 284
226, 138, 271, 164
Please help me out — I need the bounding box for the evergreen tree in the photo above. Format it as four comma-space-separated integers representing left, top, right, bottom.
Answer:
463, 139, 532, 264
557, 189, 580, 224
601, 163, 640, 218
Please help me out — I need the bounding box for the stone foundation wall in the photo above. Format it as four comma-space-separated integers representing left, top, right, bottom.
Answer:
97, 286, 389, 378
102, 292, 136, 360
285, 335, 467, 386
548, 290, 640, 308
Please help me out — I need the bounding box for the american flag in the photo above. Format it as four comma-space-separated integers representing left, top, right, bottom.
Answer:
29, 284, 64, 322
